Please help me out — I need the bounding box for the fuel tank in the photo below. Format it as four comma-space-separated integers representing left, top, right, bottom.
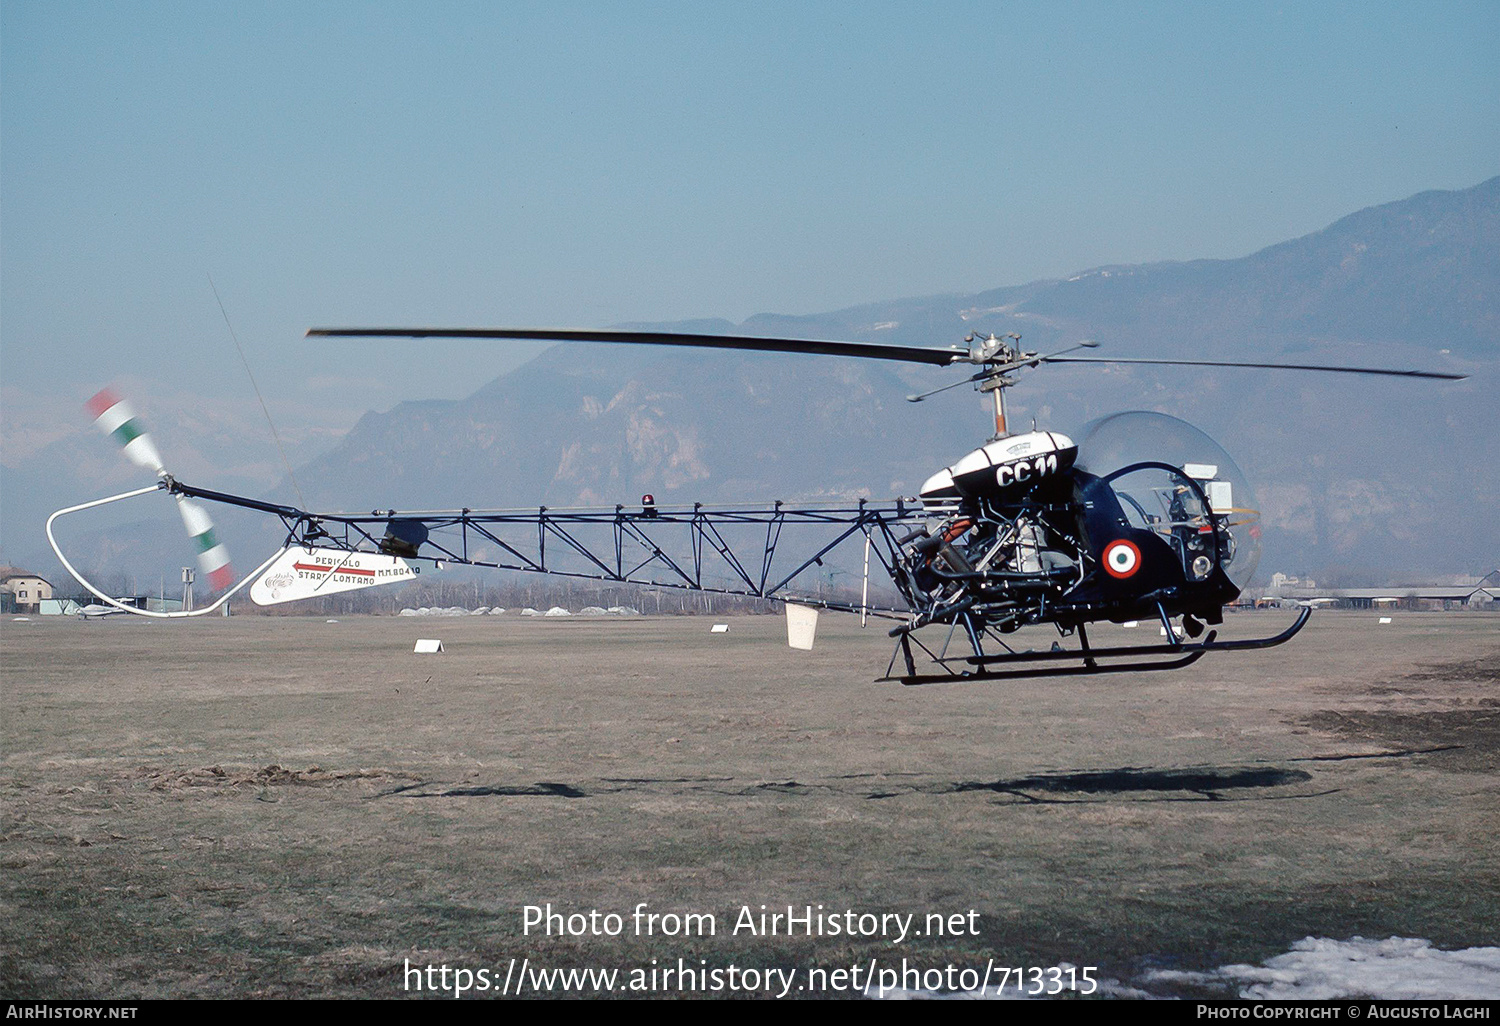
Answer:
920, 430, 1078, 505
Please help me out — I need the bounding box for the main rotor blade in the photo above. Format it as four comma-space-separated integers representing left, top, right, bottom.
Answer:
307, 327, 968, 367
1044, 356, 1466, 381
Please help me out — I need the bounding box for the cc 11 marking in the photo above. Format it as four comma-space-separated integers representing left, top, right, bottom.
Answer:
996, 453, 1060, 489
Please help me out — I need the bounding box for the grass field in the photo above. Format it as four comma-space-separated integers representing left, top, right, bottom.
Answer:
2, 610, 1496, 998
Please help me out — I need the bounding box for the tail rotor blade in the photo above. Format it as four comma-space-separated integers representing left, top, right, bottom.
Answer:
175, 494, 234, 592
87, 388, 167, 474
86, 387, 234, 592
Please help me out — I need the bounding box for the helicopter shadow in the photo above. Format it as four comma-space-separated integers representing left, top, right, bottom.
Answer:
370, 761, 1375, 804
937, 765, 1322, 804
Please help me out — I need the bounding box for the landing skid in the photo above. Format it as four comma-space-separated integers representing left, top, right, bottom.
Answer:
881, 607, 1311, 685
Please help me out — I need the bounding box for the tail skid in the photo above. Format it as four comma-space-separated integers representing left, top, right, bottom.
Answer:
45, 484, 280, 618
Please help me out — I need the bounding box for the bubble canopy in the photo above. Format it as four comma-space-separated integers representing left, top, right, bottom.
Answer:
1075, 412, 1261, 590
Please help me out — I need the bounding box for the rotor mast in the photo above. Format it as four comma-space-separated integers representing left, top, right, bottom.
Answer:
967, 332, 1022, 440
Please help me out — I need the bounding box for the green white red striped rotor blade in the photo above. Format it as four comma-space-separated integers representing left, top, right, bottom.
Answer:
85, 388, 234, 592
86, 388, 166, 475
174, 494, 235, 591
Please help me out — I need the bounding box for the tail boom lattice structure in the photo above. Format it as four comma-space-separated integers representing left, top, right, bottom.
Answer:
170, 479, 926, 615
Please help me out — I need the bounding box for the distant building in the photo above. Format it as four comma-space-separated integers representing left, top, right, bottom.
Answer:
1268, 572, 1317, 594
1473, 570, 1500, 609
1263, 568, 1499, 610
1272, 584, 1497, 611
1, 567, 55, 614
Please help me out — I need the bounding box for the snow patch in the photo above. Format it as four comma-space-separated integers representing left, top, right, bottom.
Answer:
1145, 937, 1500, 1000
873, 939, 1500, 1001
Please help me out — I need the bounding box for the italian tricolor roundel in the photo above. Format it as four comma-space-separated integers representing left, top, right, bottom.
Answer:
1103, 539, 1141, 579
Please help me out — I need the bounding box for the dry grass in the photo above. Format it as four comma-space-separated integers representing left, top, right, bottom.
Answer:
2, 610, 1496, 998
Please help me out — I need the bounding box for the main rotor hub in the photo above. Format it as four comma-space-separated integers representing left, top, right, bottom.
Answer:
967, 332, 1023, 365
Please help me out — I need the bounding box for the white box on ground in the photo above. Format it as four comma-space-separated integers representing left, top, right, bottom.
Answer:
786, 603, 819, 650
710, 623, 730, 633
413, 639, 444, 653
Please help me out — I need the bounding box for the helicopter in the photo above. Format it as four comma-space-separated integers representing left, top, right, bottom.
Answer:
48, 328, 1463, 684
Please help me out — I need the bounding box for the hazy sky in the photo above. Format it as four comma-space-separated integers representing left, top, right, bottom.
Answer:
3, 1, 1497, 428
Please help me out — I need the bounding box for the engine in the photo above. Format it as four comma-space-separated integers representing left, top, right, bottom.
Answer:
895, 431, 1086, 631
